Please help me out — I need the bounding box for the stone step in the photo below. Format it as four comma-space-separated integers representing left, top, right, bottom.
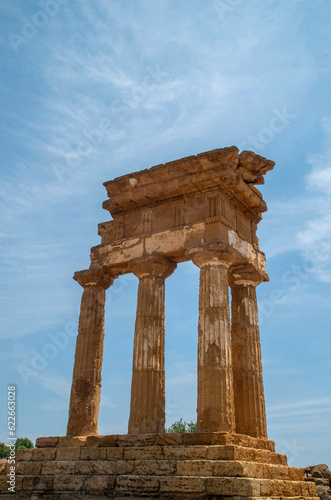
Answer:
14, 459, 304, 481
19, 444, 287, 465
3, 474, 318, 498
35, 432, 276, 452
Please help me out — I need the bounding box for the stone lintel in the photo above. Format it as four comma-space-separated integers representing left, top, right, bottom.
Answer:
90, 227, 268, 281
102, 147, 273, 218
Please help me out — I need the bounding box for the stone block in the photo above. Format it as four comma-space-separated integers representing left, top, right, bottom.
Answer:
15, 462, 25, 475
134, 459, 177, 476
83, 474, 114, 491
93, 460, 133, 475
41, 460, 75, 475
56, 447, 81, 461
53, 475, 84, 491
206, 477, 261, 496
232, 433, 275, 452
288, 466, 305, 481
260, 478, 285, 496
302, 481, 311, 496
211, 460, 246, 477
164, 445, 207, 460
159, 476, 206, 493
106, 447, 124, 460
233, 446, 256, 461
0, 475, 8, 491
57, 436, 87, 447
177, 459, 213, 476
283, 479, 304, 496
80, 447, 106, 460
182, 432, 222, 446
22, 475, 54, 492
31, 448, 56, 461
253, 448, 287, 465
35, 436, 59, 448
206, 445, 235, 460
16, 449, 32, 461
308, 481, 318, 495
15, 475, 24, 492
85, 435, 120, 447
119, 434, 156, 447
24, 462, 42, 476
155, 433, 183, 446
124, 446, 164, 461
115, 475, 159, 494
74, 460, 95, 475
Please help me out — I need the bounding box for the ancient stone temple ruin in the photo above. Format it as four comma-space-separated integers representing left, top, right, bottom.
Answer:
0, 147, 318, 499
68, 146, 271, 440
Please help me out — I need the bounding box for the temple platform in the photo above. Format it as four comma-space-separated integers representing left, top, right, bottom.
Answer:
0, 432, 318, 499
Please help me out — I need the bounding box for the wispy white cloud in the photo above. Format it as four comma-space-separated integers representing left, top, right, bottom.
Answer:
297, 116, 331, 281
268, 396, 331, 417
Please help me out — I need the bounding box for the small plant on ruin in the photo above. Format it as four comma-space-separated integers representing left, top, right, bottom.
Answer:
166, 418, 197, 433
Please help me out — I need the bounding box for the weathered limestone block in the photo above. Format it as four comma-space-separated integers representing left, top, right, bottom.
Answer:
35, 436, 59, 448
83, 474, 114, 492
206, 476, 261, 496
67, 267, 115, 437
56, 447, 81, 461
22, 475, 54, 492
85, 434, 119, 447
191, 247, 235, 433
128, 255, 176, 434
230, 264, 267, 438
133, 459, 177, 476
124, 446, 165, 461
159, 476, 206, 493
115, 475, 160, 494
80, 447, 107, 460
57, 436, 87, 447
41, 460, 75, 475
177, 460, 213, 476
31, 448, 56, 461
106, 447, 124, 460
53, 474, 84, 491
74, 460, 95, 475
23, 462, 42, 475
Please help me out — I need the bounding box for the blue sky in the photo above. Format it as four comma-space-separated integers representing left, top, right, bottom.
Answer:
0, 0, 330, 467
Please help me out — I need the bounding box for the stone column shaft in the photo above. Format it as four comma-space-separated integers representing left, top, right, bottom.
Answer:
67, 268, 114, 436
231, 267, 267, 438
128, 256, 176, 434
192, 250, 235, 433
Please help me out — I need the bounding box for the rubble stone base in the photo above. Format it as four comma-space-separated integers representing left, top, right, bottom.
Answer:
0, 433, 318, 499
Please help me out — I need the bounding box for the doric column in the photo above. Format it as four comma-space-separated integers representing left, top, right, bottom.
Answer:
67, 266, 115, 436
191, 249, 236, 433
230, 265, 267, 438
128, 255, 176, 434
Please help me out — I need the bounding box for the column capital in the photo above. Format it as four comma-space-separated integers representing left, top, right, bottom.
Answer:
189, 246, 235, 269
74, 265, 116, 289
230, 264, 263, 287
131, 255, 176, 279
